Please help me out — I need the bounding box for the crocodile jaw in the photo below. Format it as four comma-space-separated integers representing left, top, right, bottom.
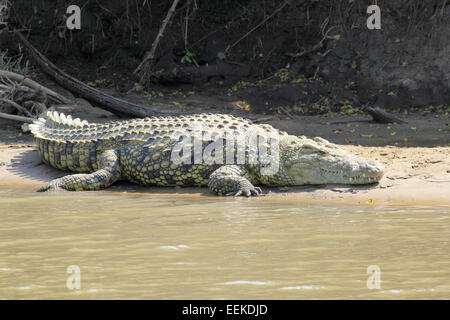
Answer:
285, 157, 384, 185
282, 138, 384, 185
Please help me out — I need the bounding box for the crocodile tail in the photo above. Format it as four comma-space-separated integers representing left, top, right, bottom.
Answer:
28, 117, 47, 140
29, 111, 90, 139
45, 110, 90, 128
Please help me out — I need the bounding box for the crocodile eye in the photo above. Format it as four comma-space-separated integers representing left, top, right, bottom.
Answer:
300, 144, 328, 155
300, 144, 316, 153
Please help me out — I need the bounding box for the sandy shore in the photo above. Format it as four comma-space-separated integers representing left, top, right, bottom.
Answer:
0, 100, 448, 205
1, 143, 448, 206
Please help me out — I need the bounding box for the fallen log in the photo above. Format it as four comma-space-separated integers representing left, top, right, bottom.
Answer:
15, 31, 176, 118
365, 107, 407, 124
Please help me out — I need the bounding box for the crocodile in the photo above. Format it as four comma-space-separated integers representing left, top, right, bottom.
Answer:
29, 111, 384, 196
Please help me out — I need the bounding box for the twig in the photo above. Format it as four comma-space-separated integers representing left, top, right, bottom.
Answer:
0, 70, 71, 104
251, 115, 276, 123
0, 98, 34, 117
184, 0, 193, 50
441, 0, 447, 18
317, 49, 333, 57
95, 0, 117, 18
190, 15, 241, 49
313, 66, 320, 79
286, 32, 336, 58
225, 0, 291, 55
134, 0, 181, 75
0, 111, 35, 123
278, 106, 297, 120
286, 18, 337, 59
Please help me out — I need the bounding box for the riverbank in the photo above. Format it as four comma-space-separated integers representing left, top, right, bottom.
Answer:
1, 109, 448, 206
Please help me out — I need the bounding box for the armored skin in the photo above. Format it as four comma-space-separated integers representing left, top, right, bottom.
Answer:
29, 111, 384, 196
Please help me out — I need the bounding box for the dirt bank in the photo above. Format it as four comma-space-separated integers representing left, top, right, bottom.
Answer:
3, 0, 450, 116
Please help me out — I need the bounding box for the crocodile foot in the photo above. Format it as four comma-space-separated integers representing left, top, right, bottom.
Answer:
37, 178, 70, 192
37, 150, 121, 192
208, 165, 264, 197
227, 186, 263, 197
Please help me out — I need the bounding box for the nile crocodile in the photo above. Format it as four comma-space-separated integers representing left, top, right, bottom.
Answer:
29, 111, 384, 196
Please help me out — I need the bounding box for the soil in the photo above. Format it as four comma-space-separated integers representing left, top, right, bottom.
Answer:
2, 0, 449, 116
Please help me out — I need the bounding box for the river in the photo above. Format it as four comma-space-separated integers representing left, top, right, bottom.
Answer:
0, 189, 448, 299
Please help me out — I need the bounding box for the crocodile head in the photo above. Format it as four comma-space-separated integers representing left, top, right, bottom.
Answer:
278, 136, 384, 185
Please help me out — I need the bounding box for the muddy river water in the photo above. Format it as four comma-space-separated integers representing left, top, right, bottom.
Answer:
0, 189, 448, 299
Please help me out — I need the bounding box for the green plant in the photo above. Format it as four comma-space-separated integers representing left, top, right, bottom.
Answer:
312, 104, 329, 113
274, 68, 290, 82
340, 104, 359, 116
295, 74, 307, 83
94, 78, 107, 85
229, 81, 248, 94
181, 50, 198, 65
173, 101, 183, 108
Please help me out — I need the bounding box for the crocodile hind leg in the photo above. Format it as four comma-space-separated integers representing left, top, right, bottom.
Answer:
38, 150, 121, 192
208, 165, 263, 197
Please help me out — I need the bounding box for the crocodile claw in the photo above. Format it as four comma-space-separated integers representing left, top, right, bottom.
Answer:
37, 179, 67, 192
227, 186, 264, 198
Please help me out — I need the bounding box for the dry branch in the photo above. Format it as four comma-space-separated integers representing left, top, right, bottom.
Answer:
134, 0, 181, 75
0, 70, 71, 104
0, 111, 34, 123
15, 31, 177, 118
225, 0, 291, 55
0, 97, 34, 117
286, 18, 337, 59
0, 73, 49, 119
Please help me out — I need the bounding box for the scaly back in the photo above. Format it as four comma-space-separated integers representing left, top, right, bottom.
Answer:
29, 111, 278, 144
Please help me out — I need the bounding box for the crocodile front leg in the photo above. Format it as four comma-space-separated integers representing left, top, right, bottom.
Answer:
38, 150, 121, 192
208, 165, 263, 197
